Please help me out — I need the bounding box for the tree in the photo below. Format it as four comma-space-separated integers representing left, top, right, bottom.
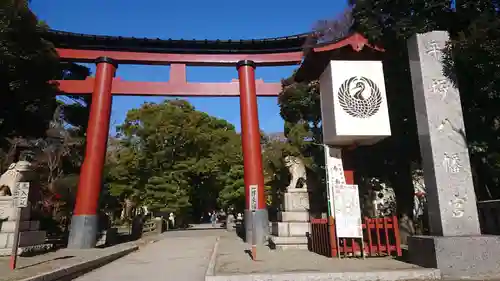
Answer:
217, 164, 245, 212
279, 79, 324, 171
107, 100, 246, 223
58, 62, 92, 134
0, 0, 91, 165
0, 0, 94, 236
443, 6, 500, 200
105, 137, 146, 220
0, 0, 60, 140
215, 134, 245, 212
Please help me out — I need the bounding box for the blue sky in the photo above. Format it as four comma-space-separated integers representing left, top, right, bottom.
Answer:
31, 0, 346, 134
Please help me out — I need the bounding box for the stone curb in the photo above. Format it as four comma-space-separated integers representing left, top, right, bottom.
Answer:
205, 236, 220, 279
17, 244, 138, 281
205, 268, 441, 281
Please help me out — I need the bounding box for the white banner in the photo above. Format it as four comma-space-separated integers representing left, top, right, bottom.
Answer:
333, 184, 363, 238
249, 185, 258, 211
324, 145, 345, 217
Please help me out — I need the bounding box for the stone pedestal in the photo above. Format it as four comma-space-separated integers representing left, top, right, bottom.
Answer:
0, 197, 46, 256
407, 31, 500, 278
269, 189, 310, 250
408, 235, 500, 279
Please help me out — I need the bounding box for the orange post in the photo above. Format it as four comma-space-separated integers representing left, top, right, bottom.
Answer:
237, 60, 268, 245
68, 57, 117, 249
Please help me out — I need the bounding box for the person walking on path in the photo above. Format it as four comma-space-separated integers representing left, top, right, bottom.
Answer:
210, 211, 217, 227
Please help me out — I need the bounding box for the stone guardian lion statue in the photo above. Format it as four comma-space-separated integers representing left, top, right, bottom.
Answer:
0, 160, 34, 196
284, 156, 307, 191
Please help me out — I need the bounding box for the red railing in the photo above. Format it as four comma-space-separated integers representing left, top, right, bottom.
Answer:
310, 216, 402, 257
310, 218, 330, 256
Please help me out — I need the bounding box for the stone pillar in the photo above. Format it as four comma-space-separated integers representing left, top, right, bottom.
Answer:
407, 31, 500, 278
68, 57, 116, 249
408, 31, 479, 236
236, 60, 268, 245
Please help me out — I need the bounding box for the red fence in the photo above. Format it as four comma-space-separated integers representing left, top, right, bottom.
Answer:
310, 216, 402, 257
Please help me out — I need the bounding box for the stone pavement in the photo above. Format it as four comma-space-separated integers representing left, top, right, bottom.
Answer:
215, 235, 419, 274
187, 223, 224, 230
0, 231, 164, 281
9, 228, 497, 281
0, 240, 138, 281
72, 229, 224, 281
209, 234, 441, 281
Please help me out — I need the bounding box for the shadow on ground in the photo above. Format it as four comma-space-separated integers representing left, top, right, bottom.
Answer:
17, 255, 74, 270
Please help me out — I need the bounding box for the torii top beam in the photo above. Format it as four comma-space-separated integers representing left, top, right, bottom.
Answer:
43, 29, 383, 96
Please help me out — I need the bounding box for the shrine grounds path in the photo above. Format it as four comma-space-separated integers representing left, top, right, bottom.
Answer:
64, 227, 497, 281
72, 228, 223, 281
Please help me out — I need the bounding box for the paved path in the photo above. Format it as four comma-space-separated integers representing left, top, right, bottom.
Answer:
215, 234, 422, 275
72, 230, 223, 281
0, 240, 144, 281
188, 223, 224, 230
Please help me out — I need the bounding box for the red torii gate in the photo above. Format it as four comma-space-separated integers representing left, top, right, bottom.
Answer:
46, 29, 378, 248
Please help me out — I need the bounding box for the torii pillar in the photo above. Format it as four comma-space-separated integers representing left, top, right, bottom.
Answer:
68, 57, 116, 249
237, 60, 269, 244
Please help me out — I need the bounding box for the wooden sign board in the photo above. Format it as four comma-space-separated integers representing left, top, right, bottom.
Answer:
324, 145, 346, 217
333, 184, 363, 238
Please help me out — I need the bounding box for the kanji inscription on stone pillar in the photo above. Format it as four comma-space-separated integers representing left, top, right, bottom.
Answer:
407, 31, 480, 236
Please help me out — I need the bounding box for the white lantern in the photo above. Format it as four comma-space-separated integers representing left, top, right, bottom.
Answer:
319, 60, 391, 146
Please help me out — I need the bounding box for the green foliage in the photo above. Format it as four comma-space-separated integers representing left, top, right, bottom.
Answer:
106, 100, 245, 221
278, 79, 324, 174
0, 0, 91, 140
146, 174, 191, 213
279, 79, 321, 128
0, 1, 92, 235
106, 139, 145, 201
262, 137, 296, 190
349, 0, 452, 42
443, 9, 500, 199
217, 164, 245, 212
0, 0, 59, 139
